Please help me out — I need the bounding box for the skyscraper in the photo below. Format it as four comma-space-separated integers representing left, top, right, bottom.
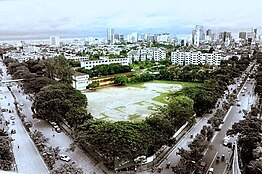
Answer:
192, 25, 205, 47
195, 25, 205, 40
253, 29, 258, 39
239, 32, 247, 40
107, 28, 114, 44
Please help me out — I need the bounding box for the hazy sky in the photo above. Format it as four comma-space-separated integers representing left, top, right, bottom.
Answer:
0, 0, 261, 39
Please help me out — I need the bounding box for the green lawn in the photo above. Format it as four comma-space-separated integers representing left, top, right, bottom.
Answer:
152, 92, 172, 104
152, 80, 203, 88
128, 114, 141, 121
127, 80, 202, 89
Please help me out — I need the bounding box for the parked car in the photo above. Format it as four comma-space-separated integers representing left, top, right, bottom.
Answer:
19, 102, 24, 106
55, 127, 62, 133
60, 154, 71, 162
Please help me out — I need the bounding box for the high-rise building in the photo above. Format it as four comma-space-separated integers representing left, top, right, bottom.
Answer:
192, 30, 200, 47
192, 25, 205, 47
195, 25, 205, 40
50, 36, 60, 47
107, 28, 114, 44
206, 29, 212, 41
219, 31, 231, 42
239, 32, 247, 40
253, 29, 258, 39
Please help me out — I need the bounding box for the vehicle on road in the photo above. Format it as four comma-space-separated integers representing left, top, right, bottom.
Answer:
237, 101, 241, 106
157, 166, 163, 173
50, 122, 57, 127
223, 136, 230, 146
10, 115, 15, 120
55, 127, 62, 133
60, 154, 71, 162
207, 167, 214, 174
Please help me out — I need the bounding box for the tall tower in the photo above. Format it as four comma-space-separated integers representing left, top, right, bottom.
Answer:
107, 28, 114, 44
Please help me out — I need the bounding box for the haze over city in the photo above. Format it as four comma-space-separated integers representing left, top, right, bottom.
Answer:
0, 0, 262, 39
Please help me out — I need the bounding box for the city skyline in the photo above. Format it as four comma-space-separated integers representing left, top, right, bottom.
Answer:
0, 0, 262, 39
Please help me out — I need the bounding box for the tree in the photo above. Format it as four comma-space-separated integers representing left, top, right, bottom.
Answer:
159, 96, 194, 127
51, 163, 83, 174
23, 76, 56, 95
115, 75, 128, 85
227, 117, 262, 172
88, 81, 99, 89
32, 84, 88, 124
75, 120, 154, 168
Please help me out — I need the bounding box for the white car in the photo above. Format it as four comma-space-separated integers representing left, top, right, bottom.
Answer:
237, 101, 241, 106
223, 136, 230, 146
19, 102, 24, 106
60, 154, 71, 162
207, 167, 214, 174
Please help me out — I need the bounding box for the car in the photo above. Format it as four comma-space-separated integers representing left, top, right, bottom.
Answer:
50, 122, 57, 127
10, 115, 15, 120
223, 136, 230, 146
60, 154, 71, 162
242, 93, 245, 96
243, 86, 247, 90
55, 127, 62, 133
207, 167, 214, 174
237, 101, 241, 106
19, 102, 23, 106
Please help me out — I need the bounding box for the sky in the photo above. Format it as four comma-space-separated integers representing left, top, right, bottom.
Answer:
0, 0, 261, 39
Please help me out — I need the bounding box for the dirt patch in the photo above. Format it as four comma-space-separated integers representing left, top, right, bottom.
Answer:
84, 82, 182, 122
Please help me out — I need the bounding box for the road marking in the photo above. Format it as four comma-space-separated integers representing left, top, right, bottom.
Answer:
206, 151, 218, 174
222, 164, 228, 174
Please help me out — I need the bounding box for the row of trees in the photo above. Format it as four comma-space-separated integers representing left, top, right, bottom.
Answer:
76, 63, 132, 77
4, 56, 91, 128
0, 130, 13, 171
3, 56, 89, 172
227, 112, 262, 174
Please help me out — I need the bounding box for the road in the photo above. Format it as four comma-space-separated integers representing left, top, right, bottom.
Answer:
7, 74, 105, 173
202, 63, 257, 174
137, 62, 257, 174
0, 62, 50, 174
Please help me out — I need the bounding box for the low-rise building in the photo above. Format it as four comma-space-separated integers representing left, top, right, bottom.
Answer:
72, 72, 90, 90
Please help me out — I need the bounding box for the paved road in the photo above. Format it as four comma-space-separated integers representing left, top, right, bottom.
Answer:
9, 77, 105, 173
202, 63, 257, 174
0, 62, 49, 174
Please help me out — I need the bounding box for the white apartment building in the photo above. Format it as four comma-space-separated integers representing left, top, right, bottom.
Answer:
127, 48, 166, 62
171, 51, 221, 66
80, 57, 130, 70
153, 48, 166, 61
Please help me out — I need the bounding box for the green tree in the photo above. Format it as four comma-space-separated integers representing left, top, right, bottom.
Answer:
88, 81, 99, 89
115, 75, 128, 85
51, 163, 83, 174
